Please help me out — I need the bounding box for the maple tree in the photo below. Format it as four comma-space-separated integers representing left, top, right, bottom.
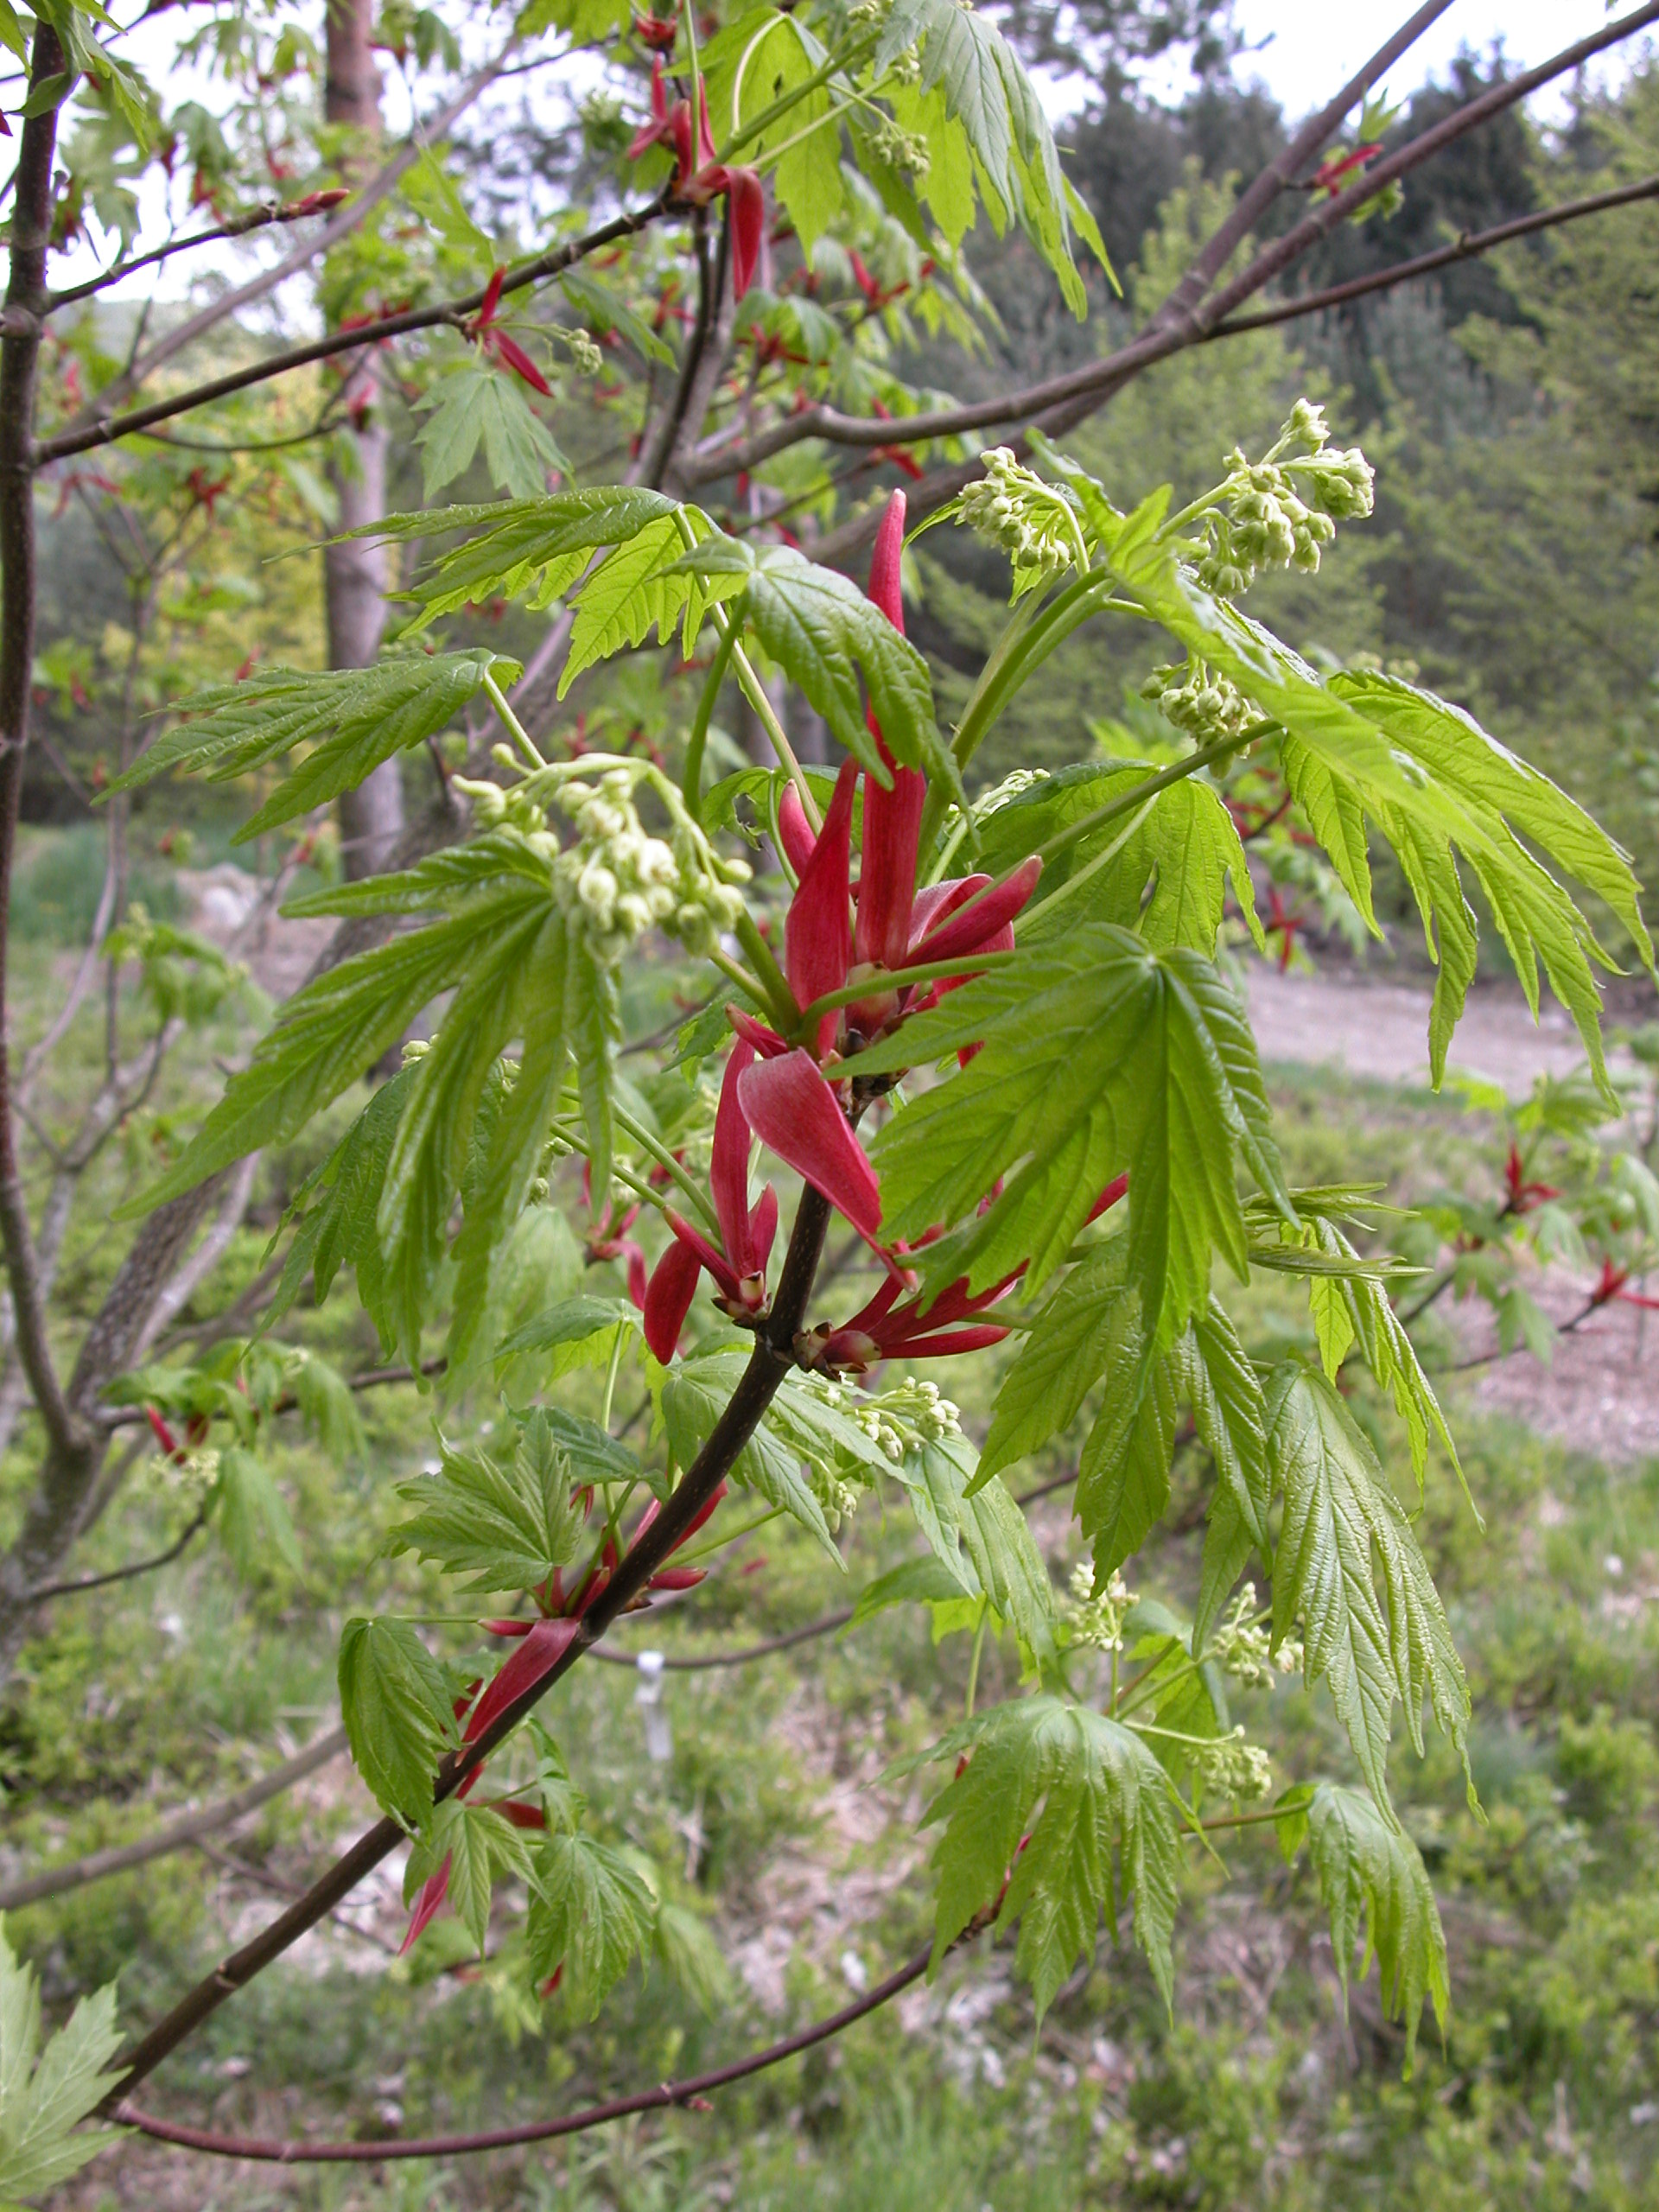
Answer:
0, 0, 1657, 2189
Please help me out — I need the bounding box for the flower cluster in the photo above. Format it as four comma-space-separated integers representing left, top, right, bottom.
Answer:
1211, 1582, 1301, 1687
1194, 1726, 1274, 1802
870, 116, 929, 179
1192, 399, 1375, 597
550, 769, 748, 967
1140, 658, 1255, 747
1063, 1560, 1135, 1654
956, 448, 1087, 577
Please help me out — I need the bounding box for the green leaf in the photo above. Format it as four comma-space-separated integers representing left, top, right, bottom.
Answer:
920, 1697, 1178, 2019
875, 0, 1090, 313
106, 652, 517, 825
888, 1433, 1054, 1662
527, 1834, 657, 2018
563, 510, 734, 684
1291, 1215, 1462, 1499
670, 535, 953, 793
402, 143, 491, 258
338, 1617, 458, 1822
388, 1414, 582, 1592
0, 1921, 127, 2201
1179, 1297, 1271, 1548
850, 1554, 999, 1641
1077, 1329, 1179, 1579
123, 884, 551, 1219
1268, 1366, 1471, 1815
660, 1353, 841, 1558
378, 900, 559, 1359
416, 363, 569, 502
1302, 1783, 1448, 2073
558, 266, 674, 365
653, 1903, 733, 2014
976, 761, 1262, 954
447, 909, 572, 1373
702, 9, 842, 249
978, 1238, 1141, 1481
405, 1799, 534, 1955
859, 924, 1290, 1332
389, 487, 690, 628
264, 1069, 412, 1349
493, 1295, 640, 1381
213, 1448, 302, 1580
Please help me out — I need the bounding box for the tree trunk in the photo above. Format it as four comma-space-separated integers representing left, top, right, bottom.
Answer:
323, 0, 402, 881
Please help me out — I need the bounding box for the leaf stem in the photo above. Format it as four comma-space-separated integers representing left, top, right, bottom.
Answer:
613, 1102, 721, 1236
731, 909, 799, 1031
481, 670, 547, 772
796, 950, 1018, 1036
964, 1596, 989, 1719
707, 945, 772, 1012
682, 621, 739, 823
674, 1502, 781, 1565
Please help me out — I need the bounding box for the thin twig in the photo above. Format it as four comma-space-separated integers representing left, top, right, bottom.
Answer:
23, 1502, 208, 1605
0, 1723, 349, 1913
115, 1938, 939, 2162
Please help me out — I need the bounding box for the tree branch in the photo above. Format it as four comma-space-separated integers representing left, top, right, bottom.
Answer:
22, 1501, 208, 1606
588, 1605, 856, 1670
34, 193, 674, 467
699, 0, 1659, 549
0, 1723, 348, 1913
1207, 174, 1659, 336
46, 193, 356, 315
114, 1937, 937, 2162
60, 43, 518, 423
101, 1182, 835, 2107
0, 21, 79, 1470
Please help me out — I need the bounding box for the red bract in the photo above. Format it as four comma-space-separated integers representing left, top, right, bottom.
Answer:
798, 1268, 1020, 1376
634, 10, 678, 48
1592, 1258, 1659, 1312
628, 70, 766, 297
463, 1618, 581, 1747
468, 267, 554, 397
738, 1049, 883, 1236
644, 1041, 780, 1359
1503, 1142, 1560, 1214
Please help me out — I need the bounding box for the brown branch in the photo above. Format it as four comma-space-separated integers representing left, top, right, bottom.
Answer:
22, 1501, 208, 1605
101, 1182, 834, 2107
62, 45, 518, 423
47, 194, 357, 314
1208, 174, 1659, 337
589, 1605, 855, 1670
0, 1723, 348, 1913
0, 22, 80, 1471
707, 0, 1659, 552
34, 192, 674, 467
114, 1936, 936, 2162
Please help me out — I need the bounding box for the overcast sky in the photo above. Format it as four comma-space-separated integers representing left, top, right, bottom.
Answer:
1224, 0, 1646, 122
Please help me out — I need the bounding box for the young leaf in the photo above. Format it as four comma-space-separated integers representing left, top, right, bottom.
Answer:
404, 1799, 534, 1955
389, 486, 692, 627
446, 908, 572, 1373
891, 1432, 1055, 1660
0, 1921, 128, 2202
920, 1696, 1179, 2019
669, 535, 952, 791
124, 884, 550, 1217
653, 1902, 733, 2014
493, 1295, 641, 1381
264, 1069, 412, 1348
416, 362, 569, 502
1268, 1365, 1471, 1815
860, 923, 1290, 1331
378, 900, 561, 1360
1302, 1782, 1449, 2073
976, 761, 1262, 954
388, 1416, 582, 1592
338, 1617, 458, 1822
527, 1834, 657, 2017
661, 1352, 840, 1558
213, 1448, 302, 1580
105, 652, 517, 819
977, 1237, 1140, 1481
